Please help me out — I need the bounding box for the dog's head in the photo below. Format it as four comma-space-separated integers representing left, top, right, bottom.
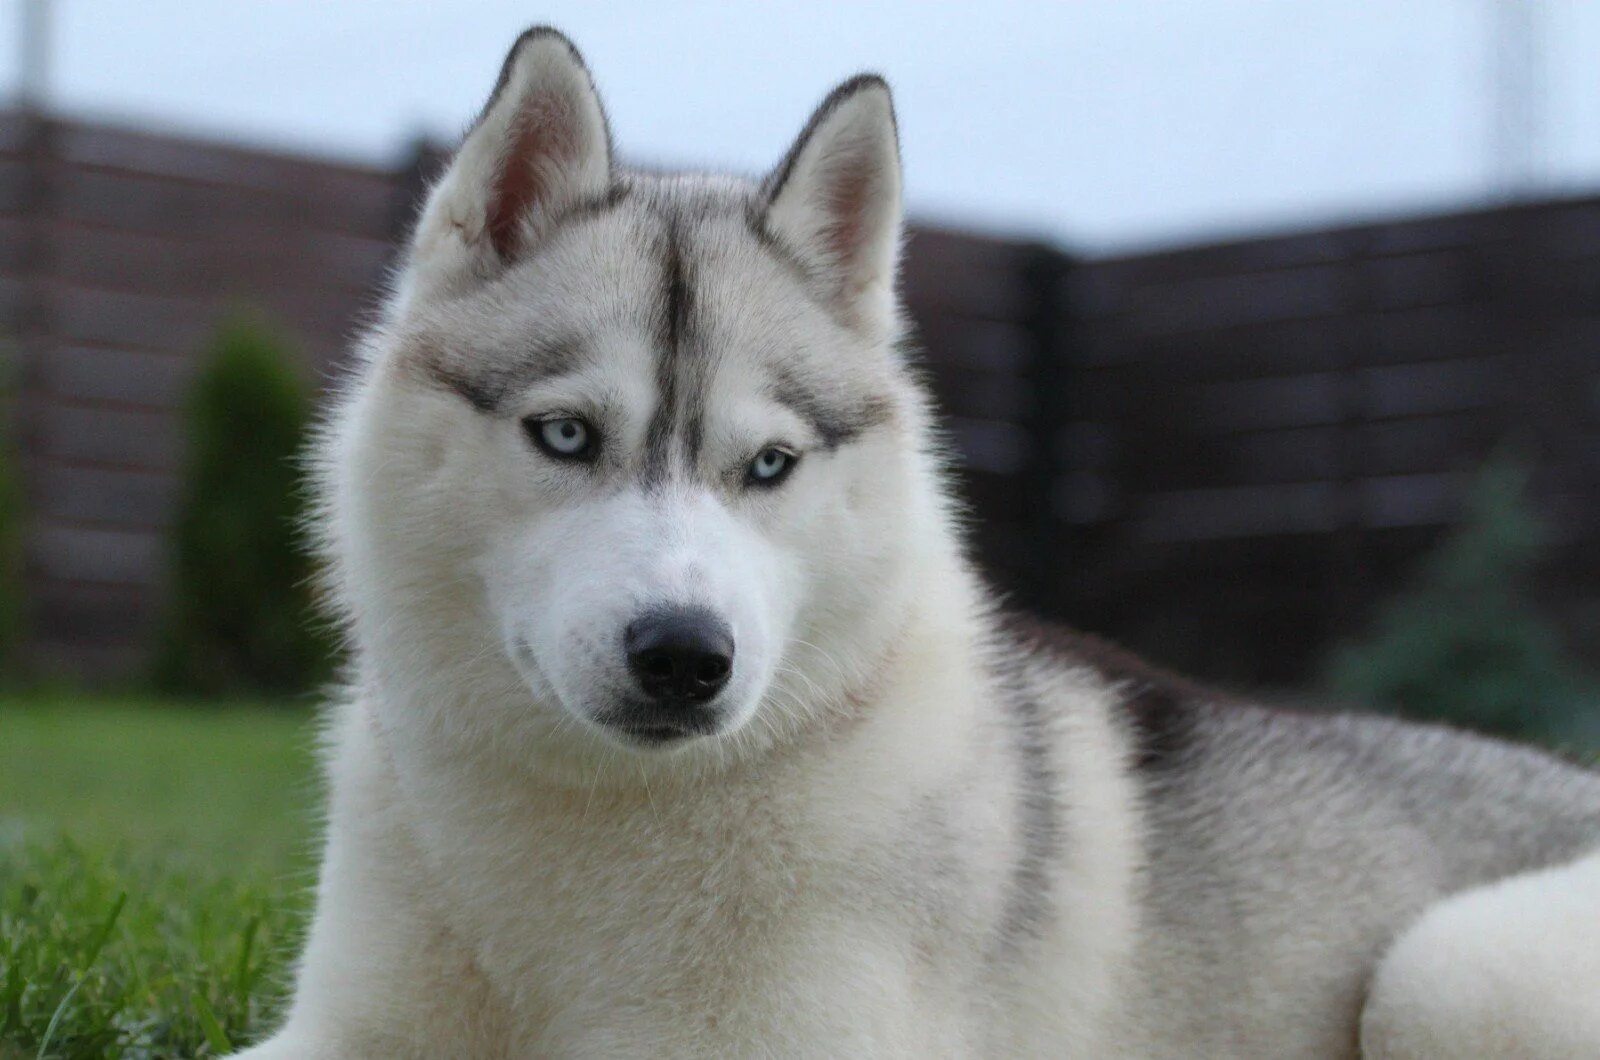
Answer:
327, 29, 945, 773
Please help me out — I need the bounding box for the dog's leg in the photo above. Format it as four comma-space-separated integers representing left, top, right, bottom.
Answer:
228, 708, 510, 1058
1360, 849, 1600, 1059
227, 819, 487, 1059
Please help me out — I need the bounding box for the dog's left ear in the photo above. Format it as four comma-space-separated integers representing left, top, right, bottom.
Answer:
761, 76, 902, 340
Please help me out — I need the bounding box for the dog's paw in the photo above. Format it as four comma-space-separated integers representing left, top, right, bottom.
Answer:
1361, 851, 1600, 1058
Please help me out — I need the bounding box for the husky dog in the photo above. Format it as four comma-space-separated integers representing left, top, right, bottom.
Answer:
235, 28, 1600, 1059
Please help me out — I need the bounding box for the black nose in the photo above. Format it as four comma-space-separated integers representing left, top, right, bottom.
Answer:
625, 608, 734, 705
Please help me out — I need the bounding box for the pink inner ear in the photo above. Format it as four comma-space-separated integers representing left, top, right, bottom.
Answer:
487, 93, 578, 261
822, 157, 874, 277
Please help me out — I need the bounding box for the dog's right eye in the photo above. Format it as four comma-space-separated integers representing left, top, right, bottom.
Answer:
525, 416, 597, 461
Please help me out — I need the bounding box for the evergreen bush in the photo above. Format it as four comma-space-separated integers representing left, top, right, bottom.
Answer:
1324, 458, 1597, 745
153, 317, 334, 695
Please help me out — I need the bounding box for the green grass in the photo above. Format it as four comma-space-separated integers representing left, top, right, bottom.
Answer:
0, 698, 322, 1058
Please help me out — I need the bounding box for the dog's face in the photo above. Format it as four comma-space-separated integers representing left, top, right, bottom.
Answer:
334, 31, 924, 767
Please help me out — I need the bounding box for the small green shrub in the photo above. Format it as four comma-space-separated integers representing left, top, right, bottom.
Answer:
1324, 457, 1597, 745
153, 317, 334, 696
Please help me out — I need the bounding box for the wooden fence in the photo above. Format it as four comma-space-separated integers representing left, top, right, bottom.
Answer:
2, 109, 1596, 686
1052, 202, 1600, 683
2, 111, 397, 677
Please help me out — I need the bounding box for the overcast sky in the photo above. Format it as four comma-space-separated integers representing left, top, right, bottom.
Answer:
3, 1, 1598, 253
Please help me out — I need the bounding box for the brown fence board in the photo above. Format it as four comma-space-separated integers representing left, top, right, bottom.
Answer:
1359, 471, 1469, 528
1362, 358, 1511, 419
0, 110, 29, 154
30, 581, 156, 643
1085, 229, 1348, 297
1082, 314, 1353, 374
945, 417, 1029, 477
921, 360, 1028, 422
55, 121, 396, 234
0, 157, 29, 214
1366, 251, 1479, 310
901, 228, 1033, 320
37, 404, 182, 472
1359, 414, 1502, 476
0, 275, 24, 321
51, 165, 389, 242
35, 465, 179, 529
907, 309, 1031, 372
29, 523, 164, 587
49, 282, 228, 352
47, 281, 360, 362
1132, 482, 1339, 543
0, 216, 30, 272
41, 344, 199, 409
1370, 305, 1499, 364
48, 221, 390, 299
1107, 266, 1347, 337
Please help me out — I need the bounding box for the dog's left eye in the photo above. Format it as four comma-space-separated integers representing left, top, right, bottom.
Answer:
746, 446, 797, 487
526, 416, 597, 461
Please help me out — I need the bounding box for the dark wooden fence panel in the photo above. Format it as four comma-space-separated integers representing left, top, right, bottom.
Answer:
1, 114, 399, 678
1054, 201, 1600, 684
901, 228, 1049, 595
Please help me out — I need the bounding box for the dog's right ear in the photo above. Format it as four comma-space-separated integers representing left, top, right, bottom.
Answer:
406, 28, 612, 297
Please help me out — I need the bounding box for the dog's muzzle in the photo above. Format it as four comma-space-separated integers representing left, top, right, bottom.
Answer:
608, 606, 733, 744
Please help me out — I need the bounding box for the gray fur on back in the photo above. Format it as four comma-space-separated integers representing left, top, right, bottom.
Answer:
1010, 622, 1600, 1056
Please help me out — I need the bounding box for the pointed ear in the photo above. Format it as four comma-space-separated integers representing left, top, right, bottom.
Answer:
760, 75, 903, 339
408, 28, 612, 293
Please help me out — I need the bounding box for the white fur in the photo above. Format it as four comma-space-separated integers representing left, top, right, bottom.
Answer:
1362, 850, 1600, 1059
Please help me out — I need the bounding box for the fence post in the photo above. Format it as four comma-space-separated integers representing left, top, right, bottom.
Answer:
1330, 229, 1377, 650
9, 107, 57, 679
1019, 242, 1077, 621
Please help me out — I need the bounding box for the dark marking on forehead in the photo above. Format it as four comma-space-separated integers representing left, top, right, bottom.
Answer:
417, 185, 631, 415
642, 213, 705, 484
665, 217, 693, 362
767, 365, 894, 449
428, 360, 501, 412
422, 335, 581, 414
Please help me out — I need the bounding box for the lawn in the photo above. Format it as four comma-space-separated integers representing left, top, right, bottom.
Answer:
0, 698, 323, 1059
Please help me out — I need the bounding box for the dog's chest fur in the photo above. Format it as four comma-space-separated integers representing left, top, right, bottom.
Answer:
352, 687, 1029, 1056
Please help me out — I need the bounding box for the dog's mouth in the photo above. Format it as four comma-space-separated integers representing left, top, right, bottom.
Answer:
614, 725, 697, 747
598, 706, 724, 749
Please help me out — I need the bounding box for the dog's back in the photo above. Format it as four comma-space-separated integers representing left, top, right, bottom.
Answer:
1015, 624, 1600, 1056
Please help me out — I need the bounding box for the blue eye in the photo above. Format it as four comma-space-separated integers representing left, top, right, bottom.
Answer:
747, 446, 797, 487
527, 416, 596, 461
